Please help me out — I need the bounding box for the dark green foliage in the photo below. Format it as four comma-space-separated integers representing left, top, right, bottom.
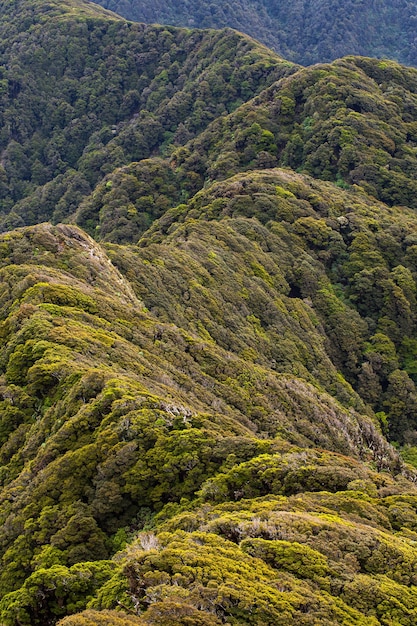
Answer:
0, 0, 293, 231
75, 159, 183, 243
3, 1, 417, 625
173, 57, 417, 211
94, 0, 417, 67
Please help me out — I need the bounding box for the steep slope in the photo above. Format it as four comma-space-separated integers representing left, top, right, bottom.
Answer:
94, 0, 417, 66
107, 168, 417, 447
1, 173, 417, 625
0, 0, 294, 231
4, 0, 417, 625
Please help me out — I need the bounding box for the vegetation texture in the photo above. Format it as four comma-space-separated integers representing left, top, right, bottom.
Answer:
95, 0, 417, 66
2, 0, 417, 625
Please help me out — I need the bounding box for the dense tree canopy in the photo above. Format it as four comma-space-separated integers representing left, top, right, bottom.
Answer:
2, 0, 417, 625
0, 0, 292, 232
96, 0, 417, 66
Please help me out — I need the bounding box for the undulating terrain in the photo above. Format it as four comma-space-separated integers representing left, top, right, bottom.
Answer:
2, 0, 417, 625
95, 0, 417, 66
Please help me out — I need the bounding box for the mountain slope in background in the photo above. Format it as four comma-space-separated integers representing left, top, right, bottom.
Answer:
0, 0, 293, 232
75, 56, 417, 245
2, 0, 417, 625
94, 0, 417, 66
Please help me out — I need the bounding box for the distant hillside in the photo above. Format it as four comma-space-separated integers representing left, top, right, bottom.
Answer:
3, 0, 417, 625
94, 0, 417, 66
175, 56, 417, 203
75, 56, 417, 243
0, 0, 292, 232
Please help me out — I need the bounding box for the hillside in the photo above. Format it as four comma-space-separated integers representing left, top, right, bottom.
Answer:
1, 178, 417, 626
94, 0, 417, 66
75, 56, 417, 244
2, 0, 417, 625
0, 0, 292, 233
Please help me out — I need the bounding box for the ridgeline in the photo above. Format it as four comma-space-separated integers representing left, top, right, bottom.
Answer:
1, 1, 417, 625
96, 0, 417, 66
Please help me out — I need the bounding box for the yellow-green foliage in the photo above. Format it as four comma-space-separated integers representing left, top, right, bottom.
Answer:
3, 8, 417, 623
240, 537, 331, 586
0, 184, 415, 624
198, 450, 383, 503
97, 530, 376, 625
59, 610, 142, 625
141, 489, 417, 624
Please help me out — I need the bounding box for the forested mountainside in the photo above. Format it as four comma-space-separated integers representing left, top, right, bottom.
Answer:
3, 0, 417, 624
0, 0, 292, 233
94, 0, 417, 66
3, 179, 417, 626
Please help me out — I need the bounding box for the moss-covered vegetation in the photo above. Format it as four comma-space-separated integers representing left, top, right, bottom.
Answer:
1, 182, 417, 624
3, 0, 417, 624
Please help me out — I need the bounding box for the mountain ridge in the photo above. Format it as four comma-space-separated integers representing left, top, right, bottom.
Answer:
94, 0, 417, 67
2, 0, 417, 624
0, 0, 294, 232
